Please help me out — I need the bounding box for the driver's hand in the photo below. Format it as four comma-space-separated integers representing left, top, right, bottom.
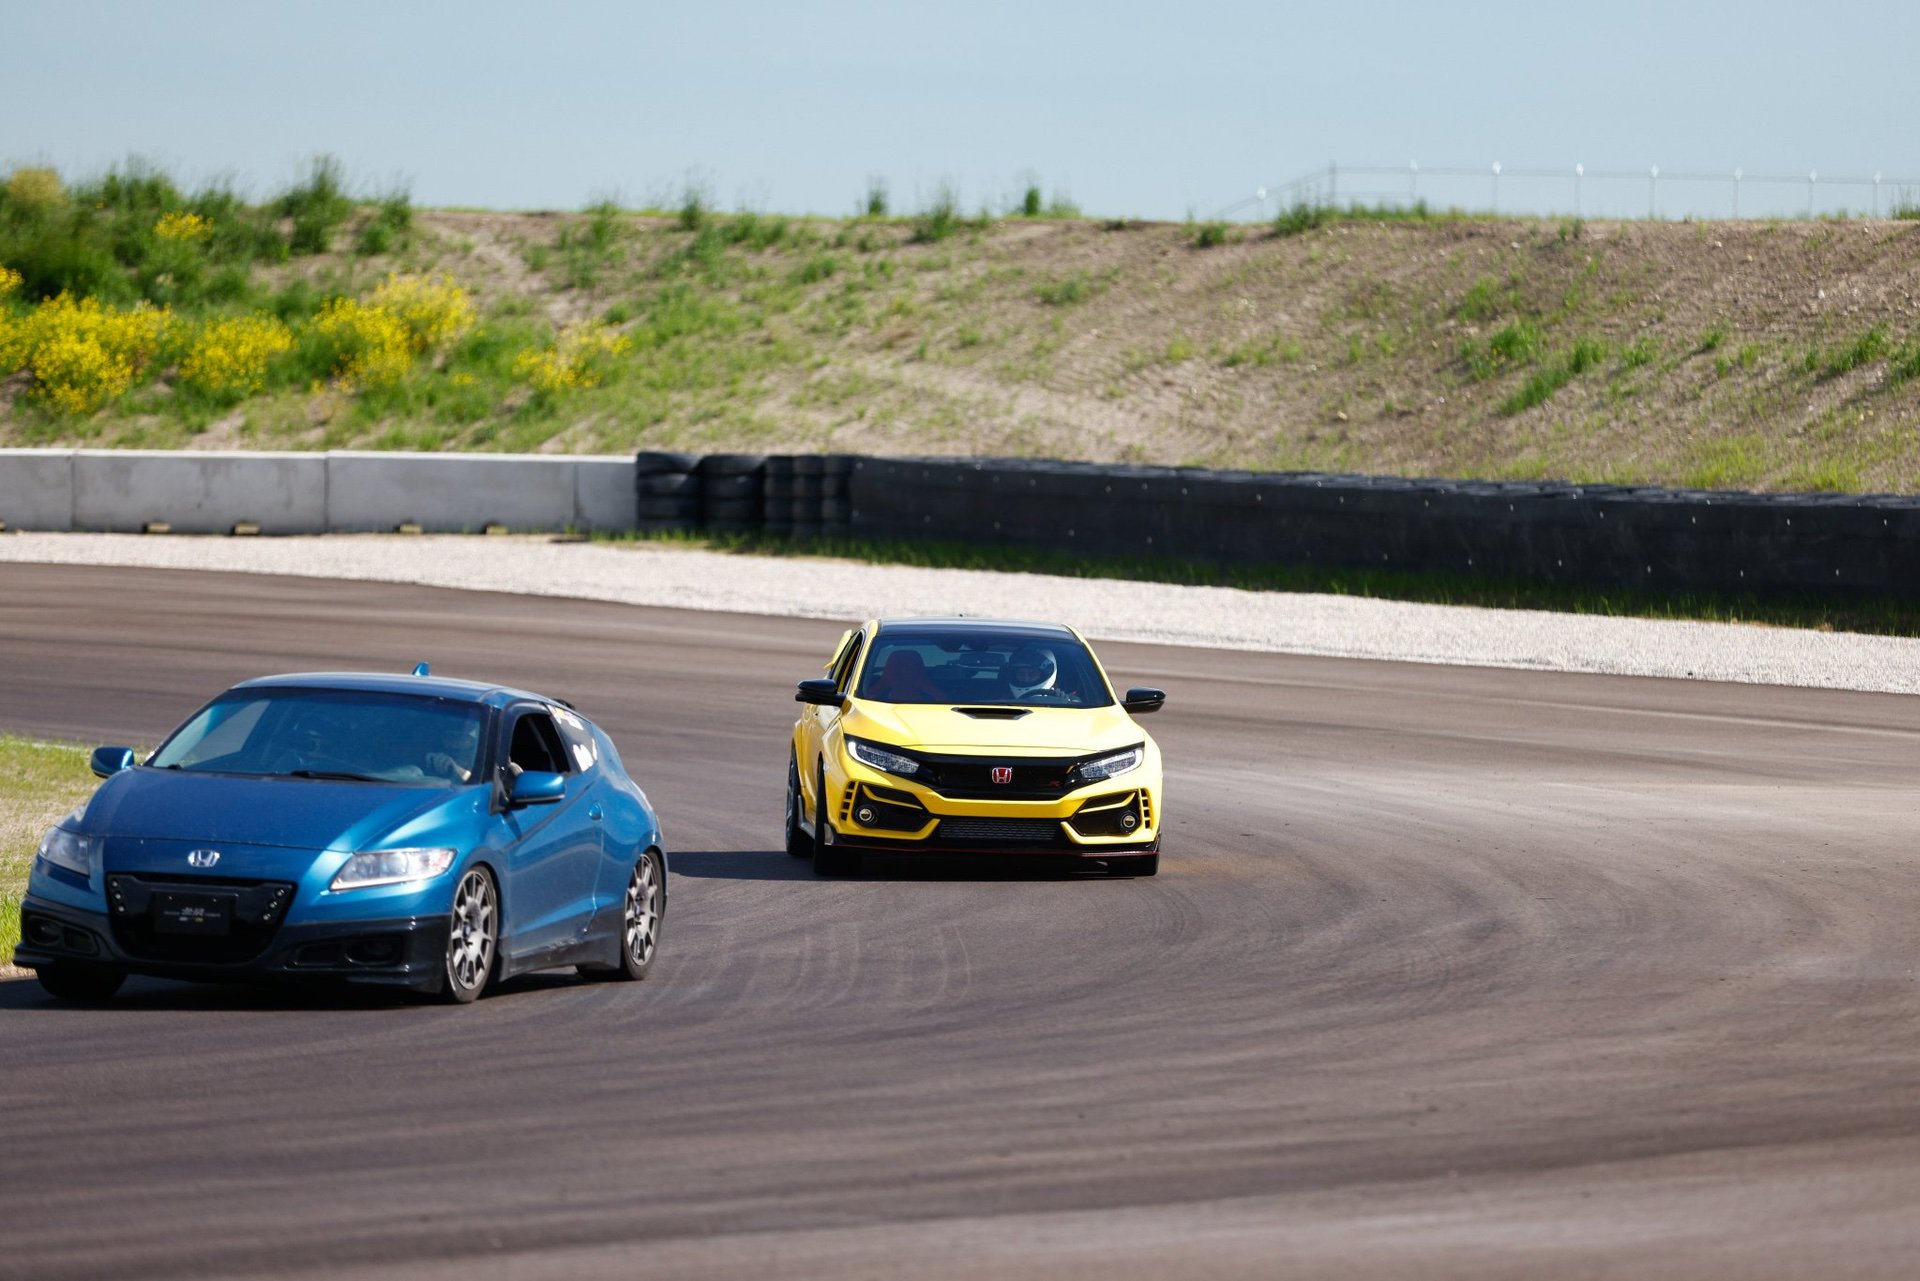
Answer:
425, 751, 471, 782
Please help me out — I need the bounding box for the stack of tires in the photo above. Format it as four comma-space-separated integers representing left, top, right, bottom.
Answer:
820, 454, 854, 535
635, 452, 700, 533
699, 454, 766, 535
790, 456, 823, 540
762, 456, 796, 539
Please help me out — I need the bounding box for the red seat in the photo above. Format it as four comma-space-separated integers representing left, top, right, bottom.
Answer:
865, 651, 946, 703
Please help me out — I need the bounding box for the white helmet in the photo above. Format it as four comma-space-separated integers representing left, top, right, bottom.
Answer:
1006, 646, 1057, 698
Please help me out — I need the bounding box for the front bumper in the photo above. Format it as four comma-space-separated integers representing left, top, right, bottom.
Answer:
13, 894, 450, 991
825, 765, 1161, 857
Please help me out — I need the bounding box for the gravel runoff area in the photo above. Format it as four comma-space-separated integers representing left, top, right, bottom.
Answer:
3, 532, 1918, 695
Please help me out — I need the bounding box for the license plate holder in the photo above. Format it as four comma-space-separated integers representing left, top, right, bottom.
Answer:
154, 892, 234, 936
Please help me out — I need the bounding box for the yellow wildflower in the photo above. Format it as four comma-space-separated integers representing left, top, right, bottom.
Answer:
512, 319, 631, 394
312, 296, 413, 390
370, 272, 475, 353
0, 265, 22, 297
180, 315, 294, 399
9, 293, 174, 413
153, 211, 213, 242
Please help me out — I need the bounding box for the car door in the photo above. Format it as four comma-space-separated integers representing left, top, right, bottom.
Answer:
802, 629, 864, 826
497, 705, 601, 958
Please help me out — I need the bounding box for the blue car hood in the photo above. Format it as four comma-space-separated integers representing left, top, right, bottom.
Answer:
84, 768, 477, 852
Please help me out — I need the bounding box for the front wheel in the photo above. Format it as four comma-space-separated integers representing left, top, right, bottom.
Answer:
441, 867, 498, 1004
615, 849, 665, 980
36, 963, 126, 1003
785, 755, 811, 857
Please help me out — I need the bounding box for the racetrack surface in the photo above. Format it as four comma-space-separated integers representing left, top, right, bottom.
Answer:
3, 563, 1918, 1280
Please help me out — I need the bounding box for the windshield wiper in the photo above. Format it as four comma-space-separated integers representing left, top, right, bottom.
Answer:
284, 769, 381, 783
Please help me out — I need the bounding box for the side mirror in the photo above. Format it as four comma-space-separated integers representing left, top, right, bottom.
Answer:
90, 746, 136, 778
508, 770, 566, 806
1121, 687, 1166, 715
795, 678, 844, 707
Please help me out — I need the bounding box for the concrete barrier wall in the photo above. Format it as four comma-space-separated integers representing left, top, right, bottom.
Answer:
0, 449, 75, 532
0, 450, 638, 535
72, 450, 327, 535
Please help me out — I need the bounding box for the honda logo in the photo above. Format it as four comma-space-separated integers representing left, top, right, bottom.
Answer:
991, 767, 1013, 785
186, 848, 222, 869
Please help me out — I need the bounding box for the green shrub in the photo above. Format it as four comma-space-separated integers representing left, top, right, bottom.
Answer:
277, 155, 353, 255
1272, 202, 1328, 237
1191, 221, 1230, 248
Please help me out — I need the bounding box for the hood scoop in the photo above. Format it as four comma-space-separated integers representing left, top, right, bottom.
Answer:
952, 707, 1031, 720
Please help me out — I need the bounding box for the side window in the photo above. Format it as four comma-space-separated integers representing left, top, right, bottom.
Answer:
831, 632, 866, 694
507, 711, 571, 775
550, 705, 599, 773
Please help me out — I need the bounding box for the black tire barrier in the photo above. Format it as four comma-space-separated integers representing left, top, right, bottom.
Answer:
635, 451, 701, 475
637, 472, 699, 497
837, 456, 1920, 600
637, 453, 1920, 598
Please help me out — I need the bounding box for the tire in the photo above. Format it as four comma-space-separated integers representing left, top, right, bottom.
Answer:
36, 963, 125, 1003
1108, 852, 1160, 878
785, 756, 812, 857
441, 866, 498, 1004
614, 849, 665, 980
812, 761, 861, 876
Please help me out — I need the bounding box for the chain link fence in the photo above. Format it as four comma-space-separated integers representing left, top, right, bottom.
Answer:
1218, 163, 1920, 222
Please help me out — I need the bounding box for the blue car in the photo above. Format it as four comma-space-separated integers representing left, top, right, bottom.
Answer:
12, 669, 667, 1004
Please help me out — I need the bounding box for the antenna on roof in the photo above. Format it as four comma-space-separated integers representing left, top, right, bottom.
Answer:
411, 661, 431, 677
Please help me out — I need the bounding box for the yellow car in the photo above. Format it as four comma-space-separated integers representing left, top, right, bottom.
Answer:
786, 617, 1166, 876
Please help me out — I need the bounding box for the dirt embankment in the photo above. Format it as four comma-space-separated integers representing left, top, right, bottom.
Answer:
11, 209, 1920, 492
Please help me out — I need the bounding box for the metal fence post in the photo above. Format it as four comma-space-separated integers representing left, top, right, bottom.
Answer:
1808, 170, 1818, 217
1574, 163, 1583, 215
1492, 161, 1501, 213
1649, 166, 1659, 219
1733, 168, 1742, 218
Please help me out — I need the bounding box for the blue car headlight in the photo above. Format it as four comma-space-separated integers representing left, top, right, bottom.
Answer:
36, 818, 97, 877
331, 847, 457, 891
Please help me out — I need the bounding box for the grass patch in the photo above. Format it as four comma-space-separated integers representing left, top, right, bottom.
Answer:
1816, 326, 1889, 380
606, 528, 1920, 638
1191, 221, 1230, 249
1, 736, 99, 966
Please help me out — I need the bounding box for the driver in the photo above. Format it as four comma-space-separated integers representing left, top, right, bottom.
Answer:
424, 718, 481, 783
1005, 646, 1058, 699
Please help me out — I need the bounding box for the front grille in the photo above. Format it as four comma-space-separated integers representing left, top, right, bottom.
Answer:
935, 817, 1063, 845
107, 873, 296, 964
915, 753, 1080, 799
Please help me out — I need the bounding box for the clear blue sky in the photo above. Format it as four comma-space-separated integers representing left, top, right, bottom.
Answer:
8, 0, 1918, 221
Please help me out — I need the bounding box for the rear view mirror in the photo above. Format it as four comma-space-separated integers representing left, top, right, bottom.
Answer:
508, 770, 566, 806
795, 678, 844, 706
90, 746, 136, 778
1121, 687, 1166, 714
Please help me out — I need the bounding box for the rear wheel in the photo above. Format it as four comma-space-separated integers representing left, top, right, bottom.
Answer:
785, 755, 811, 857
615, 849, 665, 980
35, 963, 125, 1003
441, 867, 498, 1004
812, 761, 862, 877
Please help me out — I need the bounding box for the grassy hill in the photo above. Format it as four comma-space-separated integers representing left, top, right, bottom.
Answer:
4, 165, 1919, 493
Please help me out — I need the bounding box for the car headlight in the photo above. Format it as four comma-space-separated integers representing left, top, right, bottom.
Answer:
36, 819, 97, 877
848, 737, 922, 779
330, 847, 458, 891
1076, 746, 1144, 783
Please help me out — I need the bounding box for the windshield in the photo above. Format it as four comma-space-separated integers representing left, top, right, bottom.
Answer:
856, 627, 1114, 708
148, 688, 488, 785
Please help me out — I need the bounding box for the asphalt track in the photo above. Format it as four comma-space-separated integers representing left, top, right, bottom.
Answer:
4, 562, 1919, 1280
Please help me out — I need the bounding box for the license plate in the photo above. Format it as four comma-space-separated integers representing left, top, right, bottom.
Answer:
154, 892, 233, 936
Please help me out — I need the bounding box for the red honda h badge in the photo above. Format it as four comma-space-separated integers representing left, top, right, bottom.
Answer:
991, 766, 1013, 784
